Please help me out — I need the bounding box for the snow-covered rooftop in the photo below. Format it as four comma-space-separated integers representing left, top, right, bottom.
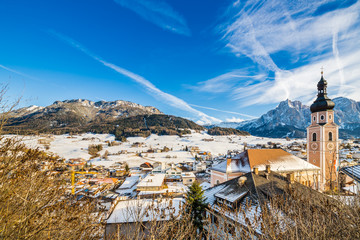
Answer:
247, 149, 319, 172
215, 190, 248, 203
137, 174, 165, 188
211, 151, 251, 173
181, 172, 195, 178
200, 182, 211, 190
341, 165, 360, 183
118, 176, 140, 189
211, 149, 319, 174
137, 182, 187, 196
106, 198, 182, 223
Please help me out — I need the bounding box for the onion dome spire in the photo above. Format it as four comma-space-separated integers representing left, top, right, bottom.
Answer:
310, 69, 335, 113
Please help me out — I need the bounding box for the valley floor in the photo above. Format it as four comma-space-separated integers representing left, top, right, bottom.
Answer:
5, 131, 306, 167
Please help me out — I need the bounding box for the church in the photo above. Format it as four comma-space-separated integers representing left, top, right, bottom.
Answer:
210, 71, 339, 192
307, 70, 339, 191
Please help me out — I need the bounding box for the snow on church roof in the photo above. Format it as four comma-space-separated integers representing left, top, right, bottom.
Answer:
211, 149, 319, 174
247, 149, 319, 172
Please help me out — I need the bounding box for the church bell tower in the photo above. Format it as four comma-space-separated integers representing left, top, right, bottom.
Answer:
307, 70, 339, 191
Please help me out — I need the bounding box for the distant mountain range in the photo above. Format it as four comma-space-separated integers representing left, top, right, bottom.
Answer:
5, 97, 359, 139
209, 97, 360, 138
4, 99, 205, 139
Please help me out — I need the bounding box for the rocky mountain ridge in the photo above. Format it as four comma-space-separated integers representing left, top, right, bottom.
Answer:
11, 99, 162, 121
4, 99, 212, 140
211, 97, 360, 138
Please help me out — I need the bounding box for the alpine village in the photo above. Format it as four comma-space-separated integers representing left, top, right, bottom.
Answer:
1, 1, 360, 240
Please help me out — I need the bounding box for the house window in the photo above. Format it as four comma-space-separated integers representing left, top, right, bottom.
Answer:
312, 133, 317, 141
227, 223, 235, 235
329, 132, 333, 141
189, 179, 193, 182
213, 214, 218, 224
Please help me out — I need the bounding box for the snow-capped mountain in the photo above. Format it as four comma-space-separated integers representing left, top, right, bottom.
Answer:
215, 97, 360, 138
6, 99, 163, 130
10, 99, 162, 120
4, 99, 208, 138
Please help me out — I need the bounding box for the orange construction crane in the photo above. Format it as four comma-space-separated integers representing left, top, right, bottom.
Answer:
71, 166, 98, 195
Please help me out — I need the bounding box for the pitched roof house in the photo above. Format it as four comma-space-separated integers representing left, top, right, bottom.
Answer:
204, 169, 331, 239
211, 149, 320, 189
340, 165, 360, 195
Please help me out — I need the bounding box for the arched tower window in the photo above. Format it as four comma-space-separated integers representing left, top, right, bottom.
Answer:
329, 132, 333, 141
312, 133, 317, 141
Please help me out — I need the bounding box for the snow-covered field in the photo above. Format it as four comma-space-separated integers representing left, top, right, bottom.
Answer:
5, 131, 305, 168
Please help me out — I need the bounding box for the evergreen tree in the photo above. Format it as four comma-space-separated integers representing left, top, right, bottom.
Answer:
125, 163, 130, 174
185, 181, 207, 232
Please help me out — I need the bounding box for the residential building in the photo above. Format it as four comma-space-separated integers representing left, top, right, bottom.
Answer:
210, 152, 250, 186
211, 149, 320, 189
165, 165, 183, 176
105, 198, 182, 239
204, 170, 331, 239
340, 165, 360, 195
140, 162, 153, 171
181, 172, 196, 186
136, 174, 165, 192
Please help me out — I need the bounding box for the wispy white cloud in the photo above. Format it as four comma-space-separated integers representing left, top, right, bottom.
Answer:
193, 69, 266, 93
189, 103, 256, 119
232, 48, 360, 106
332, 29, 346, 96
221, 0, 359, 69
114, 0, 190, 36
213, 0, 360, 105
0, 64, 65, 89
0, 64, 38, 81
225, 116, 244, 123
50, 31, 219, 124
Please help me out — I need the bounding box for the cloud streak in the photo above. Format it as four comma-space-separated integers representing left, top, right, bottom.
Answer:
193, 69, 267, 93
189, 103, 257, 119
50, 31, 219, 124
0, 64, 38, 81
114, 0, 190, 36
0, 64, 65, 89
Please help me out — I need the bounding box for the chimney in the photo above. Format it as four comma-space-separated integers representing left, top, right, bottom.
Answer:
226, 158, 232, 173
286, 173, 295, 184
238, 176, 247, 186
253, 167, 259, 175
266, 165, 271, 174
265, 172, 269, 180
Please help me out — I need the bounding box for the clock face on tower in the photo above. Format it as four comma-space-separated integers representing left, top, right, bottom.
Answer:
311, 143, 318, 150
327, 143, 334, 150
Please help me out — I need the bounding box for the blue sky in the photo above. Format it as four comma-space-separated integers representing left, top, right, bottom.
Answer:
1, 0, 359, 124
